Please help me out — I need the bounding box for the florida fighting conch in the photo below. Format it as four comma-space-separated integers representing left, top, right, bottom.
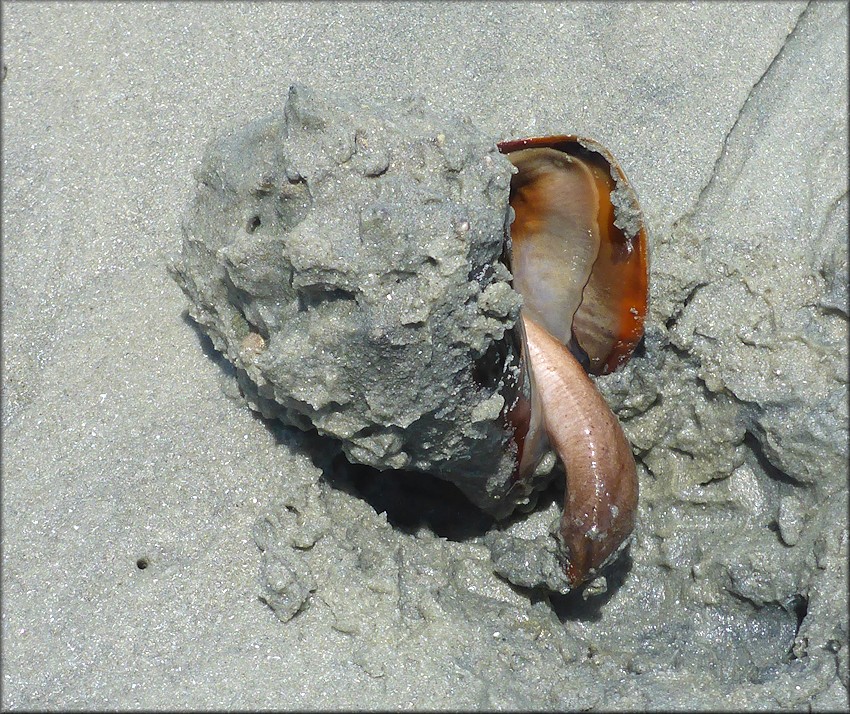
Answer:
171, 85, 648, 594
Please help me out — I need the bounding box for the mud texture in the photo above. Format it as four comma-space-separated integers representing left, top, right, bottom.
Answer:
172, 13, 848, 704
170, 85, 554, 519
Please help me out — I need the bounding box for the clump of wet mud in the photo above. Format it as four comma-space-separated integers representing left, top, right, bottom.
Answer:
170, 84, 550, 518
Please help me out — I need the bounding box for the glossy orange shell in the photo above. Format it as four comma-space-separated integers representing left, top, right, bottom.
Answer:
498, 135, 649, 375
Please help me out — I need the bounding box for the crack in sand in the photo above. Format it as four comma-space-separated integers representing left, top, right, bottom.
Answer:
683, 1, 811, 220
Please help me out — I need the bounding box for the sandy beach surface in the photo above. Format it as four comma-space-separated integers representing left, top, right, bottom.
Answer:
2, 2, 847, 710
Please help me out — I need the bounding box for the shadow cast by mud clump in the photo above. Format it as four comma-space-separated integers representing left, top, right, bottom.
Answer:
181, 310, 496, 541
324, 454, 497, 542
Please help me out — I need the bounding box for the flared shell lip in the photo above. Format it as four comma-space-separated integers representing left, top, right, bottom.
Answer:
498, 135, 626, 180
497, 134, 649, 375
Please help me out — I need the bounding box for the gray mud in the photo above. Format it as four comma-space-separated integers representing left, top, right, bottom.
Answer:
2, 2, 847, 710
175, 51, 848, 711
170, 85, 540, 517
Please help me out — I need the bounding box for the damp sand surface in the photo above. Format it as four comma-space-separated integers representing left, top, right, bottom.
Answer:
2, 3, 847, 710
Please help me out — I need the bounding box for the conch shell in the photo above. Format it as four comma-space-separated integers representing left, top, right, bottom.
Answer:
498, 135, 648, 587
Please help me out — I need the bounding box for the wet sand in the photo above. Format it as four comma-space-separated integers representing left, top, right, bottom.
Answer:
3, 2, 847, 710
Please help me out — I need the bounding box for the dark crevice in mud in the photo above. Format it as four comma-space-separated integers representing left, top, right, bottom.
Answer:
471, 333, 513, 392
664, 341, 694, 364
222, 273, 262, 334
816, 303, 850, 319
664, 281, 707, 332
743, 430, 807, 487
297, 285, 357, 311
790, 593, 809, 634
629, 333, 647, 362
784, 593, 810, 664
499, 478, 562, 525
325, 454, 495, 542
245, 214, 262, 234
